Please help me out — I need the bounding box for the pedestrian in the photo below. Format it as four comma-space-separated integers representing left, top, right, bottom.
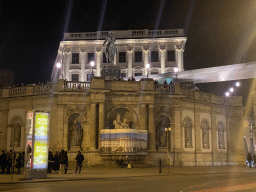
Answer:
64, 151, 68, 174
247, 153, 252, 168
74, 151, 84, 175
59, 150, 66, 174
48, 150, 54, 173
16, 153, 22, 174
6, 150, 12, 174
0, 150, 6, 174
53, 151, 59, 174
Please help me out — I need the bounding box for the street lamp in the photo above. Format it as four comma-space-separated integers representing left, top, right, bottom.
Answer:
146, 64, 150, 78
174, 67, 178, 81
236, 82, 240, 87
90, 61, 95, 77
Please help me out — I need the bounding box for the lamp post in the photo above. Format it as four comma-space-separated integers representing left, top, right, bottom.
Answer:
174, 67, 178, 81
146, 64, 150, 78
56, 63, 61, 80
165, 127, 171, 174
90, 61, 95, 79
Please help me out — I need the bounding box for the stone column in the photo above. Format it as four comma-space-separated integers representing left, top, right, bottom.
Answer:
143, 50, 149, 75
211, 112, 217, 166
80, 52, 86, 81
148, 104, 155, 151
63, 121, 69, 151
140, 104, 147, 130
160, 49, 166, 74
175, 45, 184, 71
0, 110, 8, 149
194, 110, 201, 165
127, 50, 133, 77
174, 108, 181, 166
114, 53, 117, 65
64, 52, 71, 80
96, 51, 101, 76
98, 103, 105, 149
57, 106, 64, 150
90, 103, 97, 150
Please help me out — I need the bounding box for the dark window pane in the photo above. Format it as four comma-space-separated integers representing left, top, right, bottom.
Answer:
87, 74, 93, 81
151, 72, 158, 75
167, 51, 175, 61
134, 73, 142, 76
151, 51, 158, 62
72, 53, 79, 64
88, 53, 95, 63
72, 74, 79, 82
119, 52, 126, 63
135, 51, 142, 62
120, 73, 126, 78
103, 52, 107, 63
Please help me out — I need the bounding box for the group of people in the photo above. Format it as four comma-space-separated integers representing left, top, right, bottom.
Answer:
48, 149, 68, 174
48, 150, 84, 175
0, 150, 24, 174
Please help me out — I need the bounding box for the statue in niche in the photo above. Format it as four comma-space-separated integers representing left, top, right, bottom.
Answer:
113, 114, 132, 129
202, 123, 209, 148
11, 123, 21, 147
70, 119, 83, 147
156, 120, 167, 148
184, 120, 192, 148
218, 128, 224, 149
103, 32, 117, 64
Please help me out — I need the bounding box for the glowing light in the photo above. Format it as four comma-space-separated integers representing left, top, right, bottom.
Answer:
56, 63, 61, 68
90, 61, 95, 67
225, 92, 230, 97
146, 64, 150, 69
236, 82, 240, 87
174, 67, 178, 72
229, 87, 234, 92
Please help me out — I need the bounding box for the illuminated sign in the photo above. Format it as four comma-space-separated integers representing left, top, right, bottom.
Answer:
33, 112, 49, 169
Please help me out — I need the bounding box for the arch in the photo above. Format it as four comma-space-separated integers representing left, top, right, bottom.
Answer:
155, 114, 171, 149
184, 116, 193, 148
201, 119, 210, 149
10, 115, 23, 148
106, 106, 138, 129
217, 121, 226, 149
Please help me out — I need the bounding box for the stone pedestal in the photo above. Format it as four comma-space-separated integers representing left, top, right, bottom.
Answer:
70, 146, 81, 152
101, 64, 120, 80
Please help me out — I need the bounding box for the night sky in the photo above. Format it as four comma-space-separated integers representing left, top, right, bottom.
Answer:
1, 0, 256, 101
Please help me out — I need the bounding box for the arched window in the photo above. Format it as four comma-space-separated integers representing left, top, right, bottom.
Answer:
184, 117, 193, 148
201, 120, 209, 148
217, 121, 225, 149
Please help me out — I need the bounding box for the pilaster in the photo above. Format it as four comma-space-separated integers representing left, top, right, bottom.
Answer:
160, 49, 166, 74
143, 50, 149, 75
140, 104, 147, 130
96, 51, 101, 76
98, 103, 105, 150
148, 104, 155, 151
127, 50, 133, 77
90, 103, 97, 150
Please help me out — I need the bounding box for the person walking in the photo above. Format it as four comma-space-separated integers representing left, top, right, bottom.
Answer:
0, 150, 6, 174
64, 151, 68, 174
74, 151, 84, 175
53, 151, 59, 174
16, 153, 22, 174
247, 153, 252, 168
59, 150, 66, 174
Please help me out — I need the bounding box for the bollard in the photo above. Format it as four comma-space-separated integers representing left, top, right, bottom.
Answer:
159, 158, 162, 173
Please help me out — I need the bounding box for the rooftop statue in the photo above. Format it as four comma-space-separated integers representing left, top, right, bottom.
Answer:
103, 32, 117, 64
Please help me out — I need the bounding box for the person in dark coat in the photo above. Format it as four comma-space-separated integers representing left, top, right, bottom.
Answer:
0, 150, 6, 174
53, 151, 59, 174
16, 153, 22, 174
6, 150, 12, 174
64, 151, 68, 174
59, 150, 66, 174
247, 153, 252, 168
48, 150, 54, 173
75, 151, 84, 175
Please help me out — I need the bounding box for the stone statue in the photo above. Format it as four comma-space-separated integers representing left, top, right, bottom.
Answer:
70, 119, 83, 146
103, 32, 117, 64
113, 114, 122, 129
184, 121, 191, 147
11, 123, 21, 147
202, 125, 209, 148
121, 118, 129, 129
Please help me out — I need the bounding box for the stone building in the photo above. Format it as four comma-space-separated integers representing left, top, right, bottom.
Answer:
0, 78, 245, 166
51, 29, 186, 82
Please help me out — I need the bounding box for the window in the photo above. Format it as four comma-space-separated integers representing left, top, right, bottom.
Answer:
201, 120, 209, 148
151, 72, 158, 75
119, 52, 126, 63
72, 53, 79, 64
71, 74, 79, 82
103, 52, 107, 63
135, 51, 142, 62
87, 74, 93, 81
184, 118, 193, 148
217, 122, 225, 149
134, 73, 142, 76
120, 73, 126, 78
167, 51, 175, 62
88, 53, 95, 63
151, 51, 159, 62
